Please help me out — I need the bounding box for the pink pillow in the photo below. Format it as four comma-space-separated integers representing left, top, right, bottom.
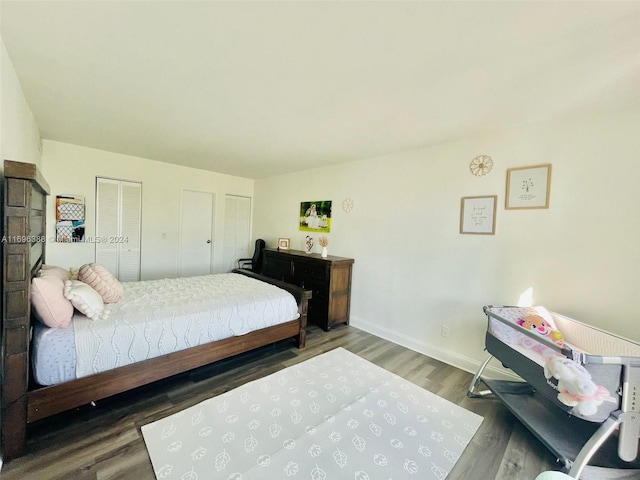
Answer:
30, 276, 74, 328
78, 263, 124, 303
39, 265, 71, 282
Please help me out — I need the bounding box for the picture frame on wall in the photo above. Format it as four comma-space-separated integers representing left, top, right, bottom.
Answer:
506, 164, 552, 209
299, 200, 332, 233
55, 195, 86, 243
278, 237, 290, 250
460, 195, 497, 235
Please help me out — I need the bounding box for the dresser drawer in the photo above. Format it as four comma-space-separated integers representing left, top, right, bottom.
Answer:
299, 278, 328, 298
308, 300, 328, 324
263, 255, 292, 278
292, 261, 326, 280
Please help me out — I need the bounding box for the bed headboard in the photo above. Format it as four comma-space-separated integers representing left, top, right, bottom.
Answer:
1, 159, 50, 460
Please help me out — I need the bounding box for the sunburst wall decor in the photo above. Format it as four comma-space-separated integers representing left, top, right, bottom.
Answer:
470, 155, 494, 176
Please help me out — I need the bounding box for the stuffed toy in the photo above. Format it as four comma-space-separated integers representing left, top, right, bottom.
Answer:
543, 356, 612, 417
517, 314, 565, 346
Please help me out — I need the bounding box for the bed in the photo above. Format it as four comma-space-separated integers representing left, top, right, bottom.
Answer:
468, 305, 640, 479
1, 160, 311, 462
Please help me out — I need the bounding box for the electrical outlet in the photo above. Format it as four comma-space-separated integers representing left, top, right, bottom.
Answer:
441, 325, 450, 338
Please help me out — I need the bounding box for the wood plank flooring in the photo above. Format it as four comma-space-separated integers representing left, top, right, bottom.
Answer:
1, 325, 561, 479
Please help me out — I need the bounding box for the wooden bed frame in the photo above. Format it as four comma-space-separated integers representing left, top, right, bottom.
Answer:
1, 160, 310, 462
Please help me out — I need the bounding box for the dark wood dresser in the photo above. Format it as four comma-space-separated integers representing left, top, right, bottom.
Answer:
262, 248, 354, 331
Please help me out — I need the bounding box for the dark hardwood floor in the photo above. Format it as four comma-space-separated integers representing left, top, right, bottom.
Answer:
1, 325, 561, 480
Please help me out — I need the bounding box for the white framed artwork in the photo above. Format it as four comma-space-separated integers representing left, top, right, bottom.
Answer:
460, 195, 497, 235
506, 164, 552, 209
278, 237, 290, 250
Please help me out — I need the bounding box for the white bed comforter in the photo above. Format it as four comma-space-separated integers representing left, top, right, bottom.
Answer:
73, 273, 299, 379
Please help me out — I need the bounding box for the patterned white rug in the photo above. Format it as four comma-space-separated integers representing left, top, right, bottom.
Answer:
142, 347, 483, 479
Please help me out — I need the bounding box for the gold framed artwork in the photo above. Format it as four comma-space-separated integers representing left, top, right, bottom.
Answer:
506, 164, 552, 209
277, 237, 290, 250
460, 195, 497, 235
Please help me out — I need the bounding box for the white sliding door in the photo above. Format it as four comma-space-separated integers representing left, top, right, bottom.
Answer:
222, 195, 251, 273
96, 177, 142, 281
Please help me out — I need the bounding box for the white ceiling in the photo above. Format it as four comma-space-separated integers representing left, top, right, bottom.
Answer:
1, 1, 639, 179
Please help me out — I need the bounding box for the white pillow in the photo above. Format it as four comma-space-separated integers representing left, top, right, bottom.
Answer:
64, 280, 110, 320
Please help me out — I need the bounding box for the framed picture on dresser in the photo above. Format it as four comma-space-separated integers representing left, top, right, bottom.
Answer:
278, 238, 290, 250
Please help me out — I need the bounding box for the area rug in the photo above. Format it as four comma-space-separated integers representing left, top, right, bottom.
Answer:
142, 347, 483, 479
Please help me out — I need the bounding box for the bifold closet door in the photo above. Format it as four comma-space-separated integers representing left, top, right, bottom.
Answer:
222, 195, 251, 273
95, 177, 141, 281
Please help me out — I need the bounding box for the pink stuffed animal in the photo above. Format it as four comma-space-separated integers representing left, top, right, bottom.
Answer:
517, 314, 565, 346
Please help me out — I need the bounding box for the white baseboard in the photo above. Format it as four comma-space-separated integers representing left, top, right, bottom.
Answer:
350, 316, 521, 382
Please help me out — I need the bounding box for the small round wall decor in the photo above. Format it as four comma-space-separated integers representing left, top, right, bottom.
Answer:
470, 155, 494, 176
342, 198, 354, 213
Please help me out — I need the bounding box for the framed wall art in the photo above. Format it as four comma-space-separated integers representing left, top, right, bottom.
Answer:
506, 164, 552, 209
299, 200, 332, 233
55, 195, 85, 242
460, 195, 497, 235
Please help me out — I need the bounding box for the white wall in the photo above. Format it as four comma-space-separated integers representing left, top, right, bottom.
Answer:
42, 140, 254, 279
0, 36, 43, 469
0, 37, 41, 171
3, 31, 638, 382
253, 110, 640, 377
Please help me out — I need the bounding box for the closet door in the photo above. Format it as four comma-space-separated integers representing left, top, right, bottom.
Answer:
179, 189, 215, 277
118, 181, 142, 281
222, 195, 251, 272
95, 179, 120, 275
96, 178, 142, 281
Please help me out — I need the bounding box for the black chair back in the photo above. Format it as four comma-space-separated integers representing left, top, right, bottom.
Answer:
252, 239, 266, 272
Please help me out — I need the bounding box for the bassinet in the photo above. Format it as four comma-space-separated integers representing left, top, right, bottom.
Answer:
468, 305, 640, 479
